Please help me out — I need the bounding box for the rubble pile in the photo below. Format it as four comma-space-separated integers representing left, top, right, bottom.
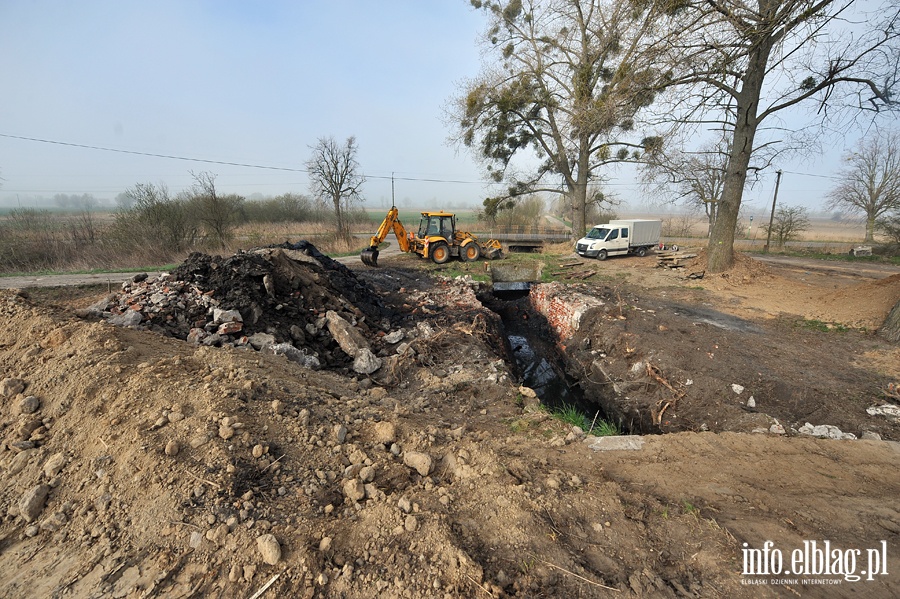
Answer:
91, 241, 396, 372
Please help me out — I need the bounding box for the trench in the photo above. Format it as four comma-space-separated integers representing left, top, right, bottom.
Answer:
479, 287, 620, 434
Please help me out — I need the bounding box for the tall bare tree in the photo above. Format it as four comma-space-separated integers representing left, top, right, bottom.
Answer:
657, 0, 900, 272
827, 130, 900, 241
453, 0, 668, 237
189, 171, 243, 248
306, 136, 365, 243
643, 138, 730, 236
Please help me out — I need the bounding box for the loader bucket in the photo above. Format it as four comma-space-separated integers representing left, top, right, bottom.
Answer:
360, 247, 379, 267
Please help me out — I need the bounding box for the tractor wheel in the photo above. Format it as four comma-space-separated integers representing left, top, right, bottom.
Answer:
597, 249, 608, 261
430, 242, 450, 264
462, 242, 481, 262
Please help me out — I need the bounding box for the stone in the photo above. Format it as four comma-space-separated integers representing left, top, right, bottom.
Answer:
165, 440, 180, 456
518, 386, 538, 399
43, 452, 66, 477
325, 310, 369, 358
256, 534, 281, 565
746, 396, 756, 408
19, 484, 51, 522
187, 328, 208, 344
108, 311, 143, 327
213, 309, 243, 324
583, 435, 645, 452
353, 348, 383, 375
769, 423, 785, 435
372, 421, 396, 444
206, 523, 229, 546
866, 404, 900, 422
1, 378, 26, 398
398, 497, 412, 513
731, 384, 745, 395
189, 531, 204, 549
319, 536, 333, 552
343, 479, 366, 502
217, 321, 243, 335
359, 466, 376, 483
219, 425, 235, 440
248, 333, 276, 350
798, 422, 857, 440
252, 444, 265, 458
861, 431, 883, 441
384, 330, 405, 344
403, 451, 433, 476
269, 343, 321, 370
9, 449, 36, 476
404, 515, 418, 532
18, 395, 40, 415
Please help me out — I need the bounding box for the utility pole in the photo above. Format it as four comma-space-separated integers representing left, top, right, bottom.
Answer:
764, 170, 783, 253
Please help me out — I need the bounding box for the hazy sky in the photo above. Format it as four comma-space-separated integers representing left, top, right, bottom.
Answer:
0, 1, 887, 215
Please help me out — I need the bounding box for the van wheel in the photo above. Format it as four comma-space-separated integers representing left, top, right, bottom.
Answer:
597, 249, 608, 261
636, 246, 647, 257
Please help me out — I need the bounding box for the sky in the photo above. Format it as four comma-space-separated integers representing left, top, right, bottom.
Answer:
0, 1, 888, 216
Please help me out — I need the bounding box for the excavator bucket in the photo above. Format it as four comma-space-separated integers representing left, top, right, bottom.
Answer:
360, 247, 379, 267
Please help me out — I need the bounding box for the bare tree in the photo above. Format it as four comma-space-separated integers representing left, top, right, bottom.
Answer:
452, 0, 669, 237
827, 130, 900, 241
306, 136, 365, 243
643, 138, 730, 236
762, 205, 810, 247
656, 0, 900, 272
189, 171, 243, 248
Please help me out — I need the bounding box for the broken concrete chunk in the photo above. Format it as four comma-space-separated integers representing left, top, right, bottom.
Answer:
384, 330, 405, 344
248, 333, 276, 350
584, 435, 645, 452
108, 311, 143, 328
213, 308, 242, 324
269, 343, 321, 370
798, 422, 857, 440
353, 348, 382, 375
325, 310, 369, 358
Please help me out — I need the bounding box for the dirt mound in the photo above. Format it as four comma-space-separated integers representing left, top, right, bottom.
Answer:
815, 273, 900, 329
683, 249, 775, 284
92, 242, 395, 371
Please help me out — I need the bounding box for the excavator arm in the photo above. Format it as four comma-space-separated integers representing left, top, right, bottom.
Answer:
361, 207, 410, 267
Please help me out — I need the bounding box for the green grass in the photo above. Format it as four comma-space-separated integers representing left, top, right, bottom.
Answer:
795, 318, 850, 333
590, 419, 621, 436
0, 264, 179, 278
553, 403, 591, 430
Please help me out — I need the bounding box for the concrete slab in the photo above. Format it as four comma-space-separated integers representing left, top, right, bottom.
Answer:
584, 435, 645, 451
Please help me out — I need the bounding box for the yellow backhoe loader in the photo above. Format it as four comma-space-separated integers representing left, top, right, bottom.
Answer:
360, 207, 502, 267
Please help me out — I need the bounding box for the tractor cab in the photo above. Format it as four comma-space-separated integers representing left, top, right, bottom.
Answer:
417, 212, 455, 240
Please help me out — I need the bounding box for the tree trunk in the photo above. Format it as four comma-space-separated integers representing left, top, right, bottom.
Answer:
881, 298, 900, 342
707, 38, 771, 273
865, 213, 876, 242
571, 137, 590, 237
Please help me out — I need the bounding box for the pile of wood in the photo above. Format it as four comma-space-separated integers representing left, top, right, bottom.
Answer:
656, 250, 698, 269
551, 260, 597, 280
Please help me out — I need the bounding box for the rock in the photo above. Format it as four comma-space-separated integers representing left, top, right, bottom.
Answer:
384, 330, 405, 344
43, 452, 67, 477
19, 484, 51, 522
319, 536, 333, 552
798, 422, 857, 440
769, 423, 785, 435
325, 310, 370, 358
269, 343, 321, 370
187, 328, 208, 344
108, 311, 143, 327
359, 466, 376, 483
229, 564, 242, 582
398, 497, 412, 513
213, 309, 243, 324
518, 386, 538, 399
252, 444, 265, 458
404, 515, 418, 532
372, 421, 396, 444
731, 383, 745, 395
746, 396, 756, 408
9, 449, 36, 476
165, 440, 180, 456
18, 395, 40, 415
256, 534, 281, 565
1, 378, 26, 398
353, 348, 383, 375
248, 333, 276, 350
219, 425, 235, 440
403, 451, 433, 476
334, 424, 348, 444
583, 436, 645, 452
866, 404, 900, 422
189, 531, 204, 549
206, 523, 230, 546
217, 321, 243, 335
861, 431, 883, 441
343, 479, 366, 502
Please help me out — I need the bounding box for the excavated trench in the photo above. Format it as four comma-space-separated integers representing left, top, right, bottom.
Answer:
478, 288, 625, 433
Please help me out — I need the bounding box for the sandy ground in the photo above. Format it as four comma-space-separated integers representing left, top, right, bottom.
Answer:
0, 247, 898, 598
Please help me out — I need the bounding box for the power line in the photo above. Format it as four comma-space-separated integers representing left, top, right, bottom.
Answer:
0, 132, 492, 186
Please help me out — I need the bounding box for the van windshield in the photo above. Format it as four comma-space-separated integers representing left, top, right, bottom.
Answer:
585, 227, 610, 240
